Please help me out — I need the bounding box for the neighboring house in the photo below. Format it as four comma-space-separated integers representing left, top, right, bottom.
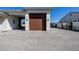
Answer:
50, 23, 57, 28
0, 7, 52, 31
57, 22, 62, 29
58, 12, 79, 31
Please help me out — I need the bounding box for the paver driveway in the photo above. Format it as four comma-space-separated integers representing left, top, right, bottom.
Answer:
0, 28, 79, 51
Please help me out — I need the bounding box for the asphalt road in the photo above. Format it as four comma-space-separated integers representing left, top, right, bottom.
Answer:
0, 28, 79, 51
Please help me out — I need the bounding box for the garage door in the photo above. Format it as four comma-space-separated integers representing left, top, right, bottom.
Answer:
30, 19, 42, 30
29, 13, 46, 30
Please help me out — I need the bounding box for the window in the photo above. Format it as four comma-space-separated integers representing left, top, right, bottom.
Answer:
73, 20, 77, 22
13, 20, 15, 24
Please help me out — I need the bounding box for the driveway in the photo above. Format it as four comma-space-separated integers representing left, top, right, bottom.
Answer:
0, 28, 79, 51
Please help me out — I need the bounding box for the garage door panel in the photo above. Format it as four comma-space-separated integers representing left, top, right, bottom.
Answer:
30, 19, 42, 30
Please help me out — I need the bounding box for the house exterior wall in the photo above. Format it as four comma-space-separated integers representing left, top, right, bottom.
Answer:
24, 7, 52, 31
62, 23, 67, 29
1, 18, 12, 31
59, 12, 79, 30
0, 16, 19, 31
25, 13, 51, 31
73, 22, 79, 31
7, 16, 19, 29
0, 16, 5, 24
46, 13, 50, 31
25, 13, 29, 31
57, 23, 62, 28
0, 8, 52, 31
60, 12, 79, 23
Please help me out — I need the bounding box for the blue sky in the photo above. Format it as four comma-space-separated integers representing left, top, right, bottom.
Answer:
51, 7, 79, 23
1, 7, 79, 23
0, 7, 23, 10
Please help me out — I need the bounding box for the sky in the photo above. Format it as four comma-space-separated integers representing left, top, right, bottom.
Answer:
51, 7, 79, 23
1, 7, 79, 23
0, 7, 23, 10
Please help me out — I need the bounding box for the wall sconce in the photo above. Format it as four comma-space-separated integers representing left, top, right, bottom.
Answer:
26, 19, 27, 21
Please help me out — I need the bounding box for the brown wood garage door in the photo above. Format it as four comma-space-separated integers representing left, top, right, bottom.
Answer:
29, 13, 46, 30
29, 19, 42, 30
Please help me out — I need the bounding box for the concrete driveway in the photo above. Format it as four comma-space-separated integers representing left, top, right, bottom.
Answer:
0, 28, 79, 51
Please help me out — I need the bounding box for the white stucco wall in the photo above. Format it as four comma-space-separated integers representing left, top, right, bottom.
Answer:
57, 23, 62, 28
46, 13, 50, 31
25, 8, 51, 31
0, 16, 19, 31
62, 23, 67, 29
7, 16, 19, 29
25, 13, 51, 31
0, 17, 12, 31
73, 22, 79, 31
25, 14, 29, 31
